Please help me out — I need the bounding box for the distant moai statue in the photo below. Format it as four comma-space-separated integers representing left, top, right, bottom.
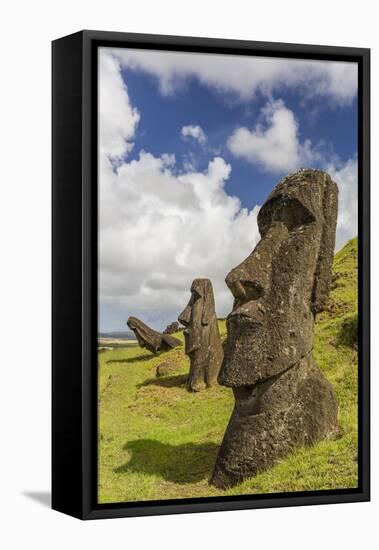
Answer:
212, 169, 339, 489
163, 321, 180, 334
178, 278, 223, 391
127, 316, 181, 354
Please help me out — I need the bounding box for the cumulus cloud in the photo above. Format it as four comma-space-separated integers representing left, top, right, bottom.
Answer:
99, 152, 260, 329
98, 49, 357, 331
108, 47, 358, 106
181, 124, 207, 145
99, 51, 140, 159
226, 98, 358, 246
327, 156, 358, 250
99, 49, 260, 330
227, 100, 317, 173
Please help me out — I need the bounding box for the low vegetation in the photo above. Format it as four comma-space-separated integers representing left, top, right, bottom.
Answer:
98, 238, 358, 503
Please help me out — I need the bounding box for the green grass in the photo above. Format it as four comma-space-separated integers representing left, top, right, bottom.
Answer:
98, 239, 358, 503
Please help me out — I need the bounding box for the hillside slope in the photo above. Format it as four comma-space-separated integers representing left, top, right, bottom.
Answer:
98, 238, 358, 503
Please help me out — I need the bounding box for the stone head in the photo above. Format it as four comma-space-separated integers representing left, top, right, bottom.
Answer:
178, 278, 217, 355
219, 169, 338, 387
126, 316, 141, 332
126, 315, 181, 353
126, 315, 159, 348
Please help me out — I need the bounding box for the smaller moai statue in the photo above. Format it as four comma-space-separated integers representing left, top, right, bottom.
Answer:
178, 279, 223, 391
163, 321, 180, 334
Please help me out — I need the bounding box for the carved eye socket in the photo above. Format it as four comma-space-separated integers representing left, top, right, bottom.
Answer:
190, 289, 201, 303
258, 196, 315, 235
188, 290, 201, 306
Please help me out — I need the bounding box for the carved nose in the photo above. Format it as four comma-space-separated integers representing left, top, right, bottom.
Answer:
225, 244, 269, 303
228, 280, 247, 299
178, 306, 191, 327
225, 221, 289, 304
226, 275, 265, 302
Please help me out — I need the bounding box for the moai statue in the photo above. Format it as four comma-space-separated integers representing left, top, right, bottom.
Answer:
163, 321, 180, 334
211, 169, 339, 488
178, 279, 223, 391
126, 316, 181, 354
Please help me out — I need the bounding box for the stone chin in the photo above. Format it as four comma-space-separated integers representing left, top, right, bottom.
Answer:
218, 308, 309, 388
212, 354, 338, 489
183, 331, 202, 356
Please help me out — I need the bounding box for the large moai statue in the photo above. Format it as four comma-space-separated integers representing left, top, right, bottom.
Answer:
211, 169, 339, 489
178, 279, 223, 391
127, 316, 181, 354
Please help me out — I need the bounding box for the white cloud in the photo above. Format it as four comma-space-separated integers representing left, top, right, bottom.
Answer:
226, 97, 358, 247
227, 100, 318, 173
181, 124, 207, 145
327, 157, 358, 250
99, 152, 260, 329
108, 47, 357, 106
98, 49, 357, 330
99, 49, 260, 330
99, 51, 140, 159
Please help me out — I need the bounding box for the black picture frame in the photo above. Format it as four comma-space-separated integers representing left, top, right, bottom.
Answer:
52, 30, 370, 520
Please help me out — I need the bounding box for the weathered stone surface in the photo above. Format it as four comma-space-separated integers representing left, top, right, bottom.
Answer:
212, 169, 339, 488
163, 321, 180, 334
156, 360, 178, 377
126, 316, 181, 354
178, 278, 223, 391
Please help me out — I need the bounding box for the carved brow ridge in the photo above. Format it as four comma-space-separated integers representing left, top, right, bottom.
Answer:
258, 195, 316, 233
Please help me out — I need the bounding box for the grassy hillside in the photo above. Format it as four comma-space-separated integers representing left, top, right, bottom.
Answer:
98, 238, 358, 503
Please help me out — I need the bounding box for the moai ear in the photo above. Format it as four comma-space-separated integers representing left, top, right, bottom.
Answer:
311, 178, 339, 314
201, 279, 214, 325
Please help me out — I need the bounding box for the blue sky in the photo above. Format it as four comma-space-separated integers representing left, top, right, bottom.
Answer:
123, 67, 357, 209
99, 48, 358, 332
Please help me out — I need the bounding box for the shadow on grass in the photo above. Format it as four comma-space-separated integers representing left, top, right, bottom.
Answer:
107, 353, 153, 364
137, 374, 188, 389
115, 439, 219, 483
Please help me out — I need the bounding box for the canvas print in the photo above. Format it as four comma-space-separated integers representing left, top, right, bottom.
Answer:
97, 47, 358, 503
